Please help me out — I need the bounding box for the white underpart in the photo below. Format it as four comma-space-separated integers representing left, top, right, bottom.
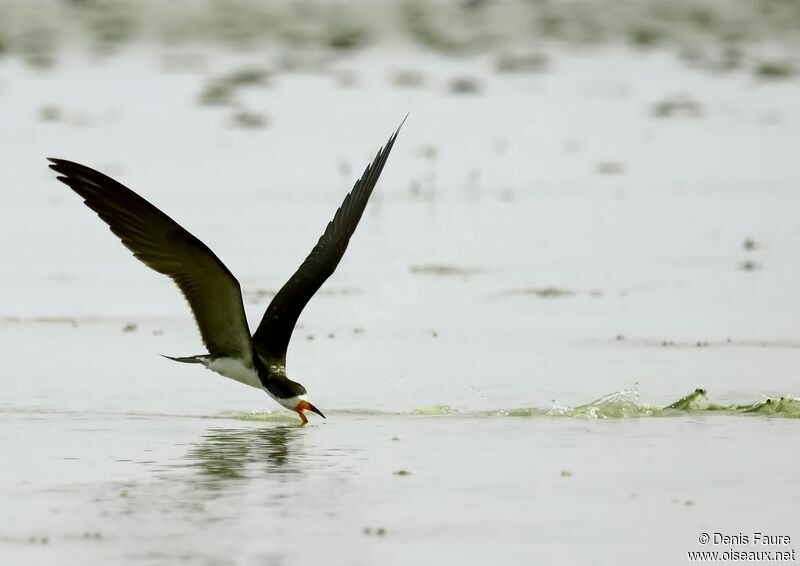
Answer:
206, 357, 262, 389
205, 358, 308, 411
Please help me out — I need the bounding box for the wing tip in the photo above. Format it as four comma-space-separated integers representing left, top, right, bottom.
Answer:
48, 157, 80, 176
389, 113, 408, 145
398, 112, 409, 132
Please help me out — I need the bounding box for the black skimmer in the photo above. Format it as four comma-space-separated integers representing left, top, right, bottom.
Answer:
48, 122, 403, 424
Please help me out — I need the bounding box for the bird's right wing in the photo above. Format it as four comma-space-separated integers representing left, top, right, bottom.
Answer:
49, 159, 253, 360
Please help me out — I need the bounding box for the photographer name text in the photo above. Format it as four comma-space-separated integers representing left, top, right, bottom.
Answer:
699, 533, 792, 546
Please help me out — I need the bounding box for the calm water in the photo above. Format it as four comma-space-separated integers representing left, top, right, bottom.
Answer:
2, 404, 799, 565
1, 43, 799, 564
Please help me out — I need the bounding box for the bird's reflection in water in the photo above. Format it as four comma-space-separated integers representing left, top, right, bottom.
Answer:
185, 425, 304, 486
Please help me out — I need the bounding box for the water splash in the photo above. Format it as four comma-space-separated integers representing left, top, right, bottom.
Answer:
226, 390, 800, 422
500, 388, 800, 420
220, 391, 800, 422
546, 383, 658, 419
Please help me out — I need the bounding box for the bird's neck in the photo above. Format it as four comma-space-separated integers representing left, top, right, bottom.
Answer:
259, 360, 305, 404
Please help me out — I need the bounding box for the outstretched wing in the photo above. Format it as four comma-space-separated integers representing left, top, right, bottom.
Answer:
49, 159, 253, 360
252, 122, 403, 365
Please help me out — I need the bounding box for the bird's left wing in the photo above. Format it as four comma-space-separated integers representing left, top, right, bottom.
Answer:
252, 121, 403, 366
48, 159, 253, 360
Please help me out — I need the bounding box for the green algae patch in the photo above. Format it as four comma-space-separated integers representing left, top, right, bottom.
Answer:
700, 396, 800, 418
664, 388, 707, 410
411, 404, 454, 415
504, 407, 550, 417
741, 396, 800, 417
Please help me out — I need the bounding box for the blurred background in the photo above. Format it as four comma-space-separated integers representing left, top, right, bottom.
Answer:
1, 0, 799, 410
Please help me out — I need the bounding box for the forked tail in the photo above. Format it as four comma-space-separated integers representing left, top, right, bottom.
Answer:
161, 354, 208, 364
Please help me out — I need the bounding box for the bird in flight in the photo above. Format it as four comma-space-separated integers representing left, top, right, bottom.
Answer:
48, 121, 403, 424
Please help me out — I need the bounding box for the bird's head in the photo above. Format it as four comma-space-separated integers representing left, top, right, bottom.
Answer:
265, 367, 326, 424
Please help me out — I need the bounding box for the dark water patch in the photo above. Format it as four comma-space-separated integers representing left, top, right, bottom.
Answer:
197, 67, 271, 107
409, 264, 481, 277
596, 161, 626, 175
230, 109, 268, 129
499, 287, 576, 298
392, 69, 425, 88
743, 238, 759, 251
739, 260, 760, 271
448, 76, 483, 95
401, 0, 479, 54
754, 60, 796, 80
495, 51, 549, 73
651, 94, 704, 119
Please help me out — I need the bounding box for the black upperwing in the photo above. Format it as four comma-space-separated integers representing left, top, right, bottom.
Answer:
252, 120, 404, 366
49, 159, 253, 361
